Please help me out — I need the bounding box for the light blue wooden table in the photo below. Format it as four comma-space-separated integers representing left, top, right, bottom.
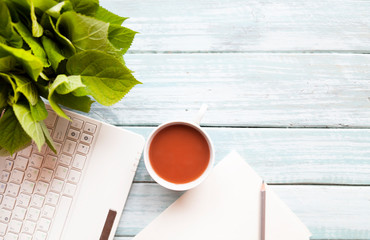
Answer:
96, 0, 370, 239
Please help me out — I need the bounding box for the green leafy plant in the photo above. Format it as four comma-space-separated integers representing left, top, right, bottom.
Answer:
0, 0, 139, 156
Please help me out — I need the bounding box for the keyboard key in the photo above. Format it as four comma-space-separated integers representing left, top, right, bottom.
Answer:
17, 194, 31, 208
45, 192, 59, 206
29, 154, 43, 168
59, 154, 72, 166
4, 160, 13, 171
39, 144, 48, 155
30, 194, 45, 208
5, 183, 20, 197
26, 207, 40, 221
54, 142, 62, 154
4, 232, 17, 240
19, 233, 32, 240
34, 230, 47, 240
55, 165, 69, 179
37, 218, 51, 232
41, 205, 55, 219
10, 170, 24, 184
1, 171, 10, 182
18, 145, 32, 157
77, 143, 89, 155
35, 181, 49, 195
80, 133, 93, 144
0, 223, 6, 235
22, 220, 36, 234
44, 155, 57, 169
62, 139, 77, 155
47, 196, 72, 240
68, 170, 81, 184
51, 179, 64, 193
0, 209, 11, 222
45, 110, 57, 128
72, 154, 86, 170
24, 167, 39, 181
39, 168, 53, 182
13, 206, 27, 220
63, 183, 77, 196
21, 181, 35, 194
67, 129, 80, 140
9, 219, 22, 233
0, 183, 6, 194
2, 196, 16, 210
52, 117, 69, 142
84, 122, 96, 134
14, 156, 28, 171
71, 118, 83, 130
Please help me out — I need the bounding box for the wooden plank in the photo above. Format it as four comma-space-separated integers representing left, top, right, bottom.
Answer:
86, 53, 370, 127
101, 0, 370, 52
115, 183, 370, 239
127, 127, 370, 185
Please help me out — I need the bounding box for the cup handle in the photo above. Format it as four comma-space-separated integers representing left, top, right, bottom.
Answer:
193, 104, 208, 125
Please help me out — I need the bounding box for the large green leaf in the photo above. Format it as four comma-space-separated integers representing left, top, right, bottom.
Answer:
12, 74, 38, 105
108, 24, 137, 55
48, 74, 93, 118
30, 96, 47, 121
0, 73, 18, 104
0, 43, 43, 81
48, 74, 71, 119
66, 50, 141, 106
0, 107, 32, 155
69, 0, 99, 16
13, 21, 49, 67
0, 55, 17, 72
11, 0, 58, 13
52, 92, 93, 113
0, 146, 11, 157
33, 0, 59, 12
0, 82, 9, 108
45, 15, 76, 57
30, 0, 44, 37
45, 1, 73, 19
0, 1, 23, 48
41, 36, 65, 71
13, 101, 45, 151
40, 120, 56, 153
58, 11, 119, 57
54, 74, 86, 95
95, 6, 127, 25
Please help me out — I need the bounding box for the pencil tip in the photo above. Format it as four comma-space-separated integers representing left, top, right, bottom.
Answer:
261, 181, 266, 191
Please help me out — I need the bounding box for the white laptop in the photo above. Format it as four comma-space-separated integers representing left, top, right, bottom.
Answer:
0, 105, 145, 240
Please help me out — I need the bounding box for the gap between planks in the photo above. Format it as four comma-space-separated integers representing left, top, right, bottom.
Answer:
127, 50, 370, 54
132, 181, 370, 187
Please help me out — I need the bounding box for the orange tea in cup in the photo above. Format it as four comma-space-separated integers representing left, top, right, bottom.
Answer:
148, 123, 210, 184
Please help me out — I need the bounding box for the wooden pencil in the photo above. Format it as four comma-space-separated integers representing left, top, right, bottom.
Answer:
261, 181, 266, 240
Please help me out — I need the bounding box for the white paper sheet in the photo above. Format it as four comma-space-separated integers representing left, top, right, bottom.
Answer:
134, 151, 311, 240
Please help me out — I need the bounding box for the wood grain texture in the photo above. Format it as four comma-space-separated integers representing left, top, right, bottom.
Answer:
86, 53, 370, 127
100, 0, 370, 52
115, 183, 370, 239
125, 127, 370, 185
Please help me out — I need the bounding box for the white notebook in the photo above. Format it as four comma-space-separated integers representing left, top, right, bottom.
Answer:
134, 151, 311, 240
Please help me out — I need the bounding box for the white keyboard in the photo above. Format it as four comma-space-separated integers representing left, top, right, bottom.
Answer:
0, 106, 101, 240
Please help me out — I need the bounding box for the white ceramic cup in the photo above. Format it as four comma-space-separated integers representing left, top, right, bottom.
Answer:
144, 104, 214, 191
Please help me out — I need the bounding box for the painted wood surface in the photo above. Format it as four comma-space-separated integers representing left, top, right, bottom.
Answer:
124, 127, 370, 185
95, 0, 370, 239
115, 183, 370, 239
87, 53, 370, 128
101, 0, 370, 52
